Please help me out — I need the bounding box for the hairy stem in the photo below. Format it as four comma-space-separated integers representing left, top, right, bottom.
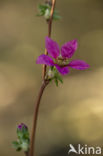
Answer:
43, 0, 56, 79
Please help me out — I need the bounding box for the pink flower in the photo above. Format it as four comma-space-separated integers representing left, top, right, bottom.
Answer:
36, 37, 89, 75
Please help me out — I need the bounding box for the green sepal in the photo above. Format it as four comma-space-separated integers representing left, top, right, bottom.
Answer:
17, 126, 29, 140
56, 73, 63, 84
49, 67, 63, 86
54, 79, 58, 86
17, 128, 23, 139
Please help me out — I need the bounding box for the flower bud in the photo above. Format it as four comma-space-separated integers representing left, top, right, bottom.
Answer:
17, 123, 28, 131
21, 142, 29, 152
13, 123, 30, 152
44, 9, 50, 20
47, 68, 54, 79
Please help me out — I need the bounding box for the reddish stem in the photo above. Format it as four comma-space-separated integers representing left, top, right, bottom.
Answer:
43, 0, 56, 79
29, 1, 56, 156
29, 80, 49, 156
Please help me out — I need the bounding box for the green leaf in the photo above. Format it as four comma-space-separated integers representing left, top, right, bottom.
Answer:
37, 3, 61, 21
53, 67, 63, 86
12, 141, 19, 147
54, 79, 58, 86
57, 74, 63, 83
38, 4, 49, 10
16, 147, 22, 151
37, 4, 50, 17
12, 139, 29, 152
53, 10, 61, 20
36, 13, 44, 16
50, 66, 54, 71
47, 66, 63, 86
53, 14, 61, 20
12, 141, 22, 151
21, 142, 29, 152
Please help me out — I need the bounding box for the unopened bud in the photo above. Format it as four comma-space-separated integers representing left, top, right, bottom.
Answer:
47, 69, 54, 79
17, 123, 28, 131
44, 9, 50, 20
21, 142, 29, 152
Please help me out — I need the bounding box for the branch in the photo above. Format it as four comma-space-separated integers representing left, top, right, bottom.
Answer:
42, 0, 56, 79
29, 80, 49, 156
29, 1, 56, 156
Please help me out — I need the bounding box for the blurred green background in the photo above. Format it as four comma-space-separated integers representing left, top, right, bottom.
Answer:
0, 0, 103, 155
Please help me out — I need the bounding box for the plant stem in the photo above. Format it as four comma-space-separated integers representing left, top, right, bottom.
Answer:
24, 151, 29, 156
43, 0, 56, 79
29, 1, 56, 156
29, 80, 49, 156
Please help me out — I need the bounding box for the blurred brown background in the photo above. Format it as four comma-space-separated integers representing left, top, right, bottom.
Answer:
0, 0, 103, 156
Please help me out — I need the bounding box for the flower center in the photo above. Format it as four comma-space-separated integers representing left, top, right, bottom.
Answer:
54, 56, 69, 67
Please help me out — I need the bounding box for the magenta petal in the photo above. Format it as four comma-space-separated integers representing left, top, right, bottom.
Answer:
61, 39, 78, 58
68, 60, 90, 70
36, 54, 54, 66
55, 65, 70, 75
46, 37, 60, 59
